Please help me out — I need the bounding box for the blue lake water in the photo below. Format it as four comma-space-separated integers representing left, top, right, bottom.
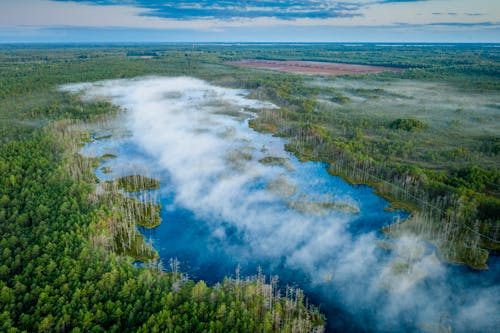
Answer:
72, 77, 498, 333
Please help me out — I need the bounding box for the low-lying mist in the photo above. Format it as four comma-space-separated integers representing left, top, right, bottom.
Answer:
311, 77, 500, 137
62, 77, 499, 332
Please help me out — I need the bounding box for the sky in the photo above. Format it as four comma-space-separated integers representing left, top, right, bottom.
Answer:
0, 0, 499, 43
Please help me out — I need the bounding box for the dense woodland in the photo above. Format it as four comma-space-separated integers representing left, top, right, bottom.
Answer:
0, 43, 499, 331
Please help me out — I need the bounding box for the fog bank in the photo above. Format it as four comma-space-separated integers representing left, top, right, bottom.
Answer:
63, 77, 499, 333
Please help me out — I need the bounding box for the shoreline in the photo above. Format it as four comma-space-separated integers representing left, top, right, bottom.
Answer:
250, 116, 492, 270
83, 125, 164, 262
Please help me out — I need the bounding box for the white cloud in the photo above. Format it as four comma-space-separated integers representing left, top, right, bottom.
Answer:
0, 0, 498, 31
62, 77, 499, 332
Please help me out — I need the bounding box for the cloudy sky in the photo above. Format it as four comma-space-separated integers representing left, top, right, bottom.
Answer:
1, 0, 499, 43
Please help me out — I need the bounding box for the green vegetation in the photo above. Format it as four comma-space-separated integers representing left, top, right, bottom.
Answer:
259, 156, 295, 171
389, 118, 428, 131
330, 93, 350, 105
94, 134, 113, 140
0, 46, 325, 332
267, 176, 298, 197
101, 166, 112, 174
225, 148, 254, 171
391, 261, 412, 274
383, 214, 490, 270
0, 43, 498, 331
0, 124, 322, 331
101, 153, 117, 159
286, 200, 360, 215
236, 45, 499, 269
2, 44, 498, 270
96, 189, 162, 259
104, 175, 161, 192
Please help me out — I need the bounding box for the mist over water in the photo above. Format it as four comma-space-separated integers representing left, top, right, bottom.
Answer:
64, 77, 499, 333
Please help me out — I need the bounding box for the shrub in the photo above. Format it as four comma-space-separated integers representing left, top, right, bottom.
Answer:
389, 118, 427, 131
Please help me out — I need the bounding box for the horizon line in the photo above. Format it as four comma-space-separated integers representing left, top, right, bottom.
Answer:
1, 41, 499, 46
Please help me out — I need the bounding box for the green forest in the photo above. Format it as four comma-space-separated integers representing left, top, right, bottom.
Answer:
0, 43, 499, 331
0, 45, 327, 332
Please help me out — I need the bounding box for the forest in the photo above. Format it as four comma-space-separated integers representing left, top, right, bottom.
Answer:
0, 43, 498, 331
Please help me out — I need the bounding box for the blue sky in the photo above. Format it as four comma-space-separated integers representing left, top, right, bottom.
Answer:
1, 0, 499, 43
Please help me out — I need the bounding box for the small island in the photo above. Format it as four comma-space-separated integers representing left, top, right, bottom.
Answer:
103, 174, 161, 192
286, 200, 360, 215
259, 156, 295, 171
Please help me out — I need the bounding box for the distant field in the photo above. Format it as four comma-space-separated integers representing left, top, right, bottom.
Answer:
227, 59, 403, 76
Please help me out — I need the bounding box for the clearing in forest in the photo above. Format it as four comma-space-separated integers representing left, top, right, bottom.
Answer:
227, 59, 403, 76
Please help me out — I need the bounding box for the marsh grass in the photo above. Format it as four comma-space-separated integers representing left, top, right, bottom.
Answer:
309, 78, 499, 170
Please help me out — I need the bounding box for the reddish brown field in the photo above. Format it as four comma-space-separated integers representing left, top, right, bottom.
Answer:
227, 59, 403, 76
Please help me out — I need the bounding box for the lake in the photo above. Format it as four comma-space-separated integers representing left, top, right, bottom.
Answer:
66, 77, 499, 333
